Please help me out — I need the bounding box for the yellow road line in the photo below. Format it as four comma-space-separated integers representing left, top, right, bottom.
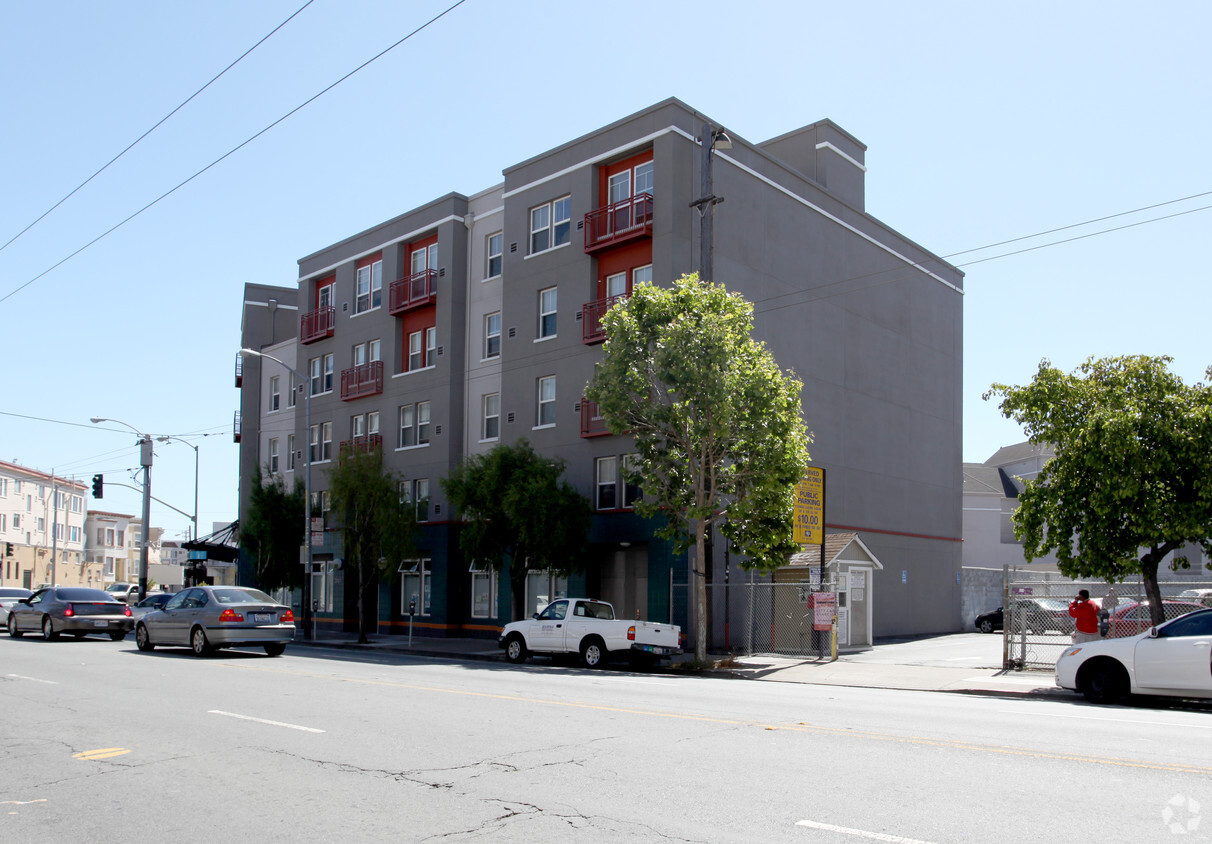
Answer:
72, 748, 131, 761
230, 663, 1212, 776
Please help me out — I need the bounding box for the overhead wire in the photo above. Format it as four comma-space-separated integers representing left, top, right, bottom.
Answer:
0, 0, 469, 307
0, 0, 317, 256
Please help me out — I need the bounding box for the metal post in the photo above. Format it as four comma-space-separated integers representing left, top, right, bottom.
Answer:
700, 122, 715, 282
139, 435, 153, 601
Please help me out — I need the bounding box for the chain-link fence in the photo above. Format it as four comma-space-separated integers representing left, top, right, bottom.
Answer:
1003, 574, 1212, 670
707, 579, 840, 657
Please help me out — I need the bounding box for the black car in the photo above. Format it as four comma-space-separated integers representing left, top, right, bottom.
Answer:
7, 586, 134, 641
975, 606, 1003, 634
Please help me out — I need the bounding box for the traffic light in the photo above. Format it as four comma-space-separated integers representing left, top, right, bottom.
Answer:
4, 542, 12, 558
92, 474, 103, 499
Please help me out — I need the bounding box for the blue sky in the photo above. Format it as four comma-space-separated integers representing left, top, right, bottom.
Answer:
2, 0, 1209, 539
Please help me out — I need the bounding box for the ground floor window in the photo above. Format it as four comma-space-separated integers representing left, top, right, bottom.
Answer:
312, 562, 334, 613
470, 561, 497, 618
400, 558, 431, 616
525, 569, 567, 618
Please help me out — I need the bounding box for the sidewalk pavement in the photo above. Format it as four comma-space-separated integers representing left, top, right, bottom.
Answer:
290, 631, 1070, 700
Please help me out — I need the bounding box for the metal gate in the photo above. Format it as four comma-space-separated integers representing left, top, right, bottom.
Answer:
709, 579, 840, 657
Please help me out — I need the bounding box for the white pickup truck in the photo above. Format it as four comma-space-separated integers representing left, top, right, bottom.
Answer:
498, 597, 682, 668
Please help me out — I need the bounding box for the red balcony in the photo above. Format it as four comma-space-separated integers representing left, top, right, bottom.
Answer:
234, 353, 243, 387
389, 269, 437, 315
580, 398, 611, 438
582, 293, 628, 344
583, 193, 653, 254
340, 434, 383, 455
301, 306, 335, 344
340, 360, 383, 401
233, 410, 242, 444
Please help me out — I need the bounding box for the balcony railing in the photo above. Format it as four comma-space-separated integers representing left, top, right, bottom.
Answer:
583, 192, 653, 254
389, 269, 437, 315
580, 398, 611, 438
233, 410, 242, 444
300, 305, 335, 344
234, 353, 243, 387
340, 360, 383, 401
582, 293, 628, 344
339, 434, 383, 455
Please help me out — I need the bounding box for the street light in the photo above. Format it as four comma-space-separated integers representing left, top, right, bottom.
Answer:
90, 416, 153, 601
155, 436, 199, 541
689, 123, 733, 283
239, 347, 312, 639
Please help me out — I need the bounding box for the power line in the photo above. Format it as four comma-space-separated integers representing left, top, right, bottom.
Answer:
0, 0, 316, 256
0, 0, 468, 307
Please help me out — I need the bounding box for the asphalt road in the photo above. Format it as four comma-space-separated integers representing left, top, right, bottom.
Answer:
3, 635, 1210, 842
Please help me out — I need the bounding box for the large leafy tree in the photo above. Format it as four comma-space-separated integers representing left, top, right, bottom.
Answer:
241, 465, 305, 592
328, 447, 419, 643
585, 273, 811, 661
986, 355, 1212, 625
442, 439, 590, 621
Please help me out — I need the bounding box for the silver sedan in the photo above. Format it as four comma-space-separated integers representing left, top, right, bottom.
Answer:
134, 585, 295, 656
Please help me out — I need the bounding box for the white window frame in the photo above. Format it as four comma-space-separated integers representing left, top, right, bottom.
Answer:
536, 375, 556, 428
470, 560, 497, 619
355, 258, 383, 314
269, 375, 280, 412
596, 455, 618, 510
484, 311, 501, 359
482, 393, 500, 441
486, 232, 503, 278
398, 404, 416, 448
269, 438, 279, 474
287, 434, 296, 472
417, 402, 431, 445
634, 160, 654, 196
426, 327, 436, 368
400, 558, 432, 616
529, 196, 571, 254
538, 287, 557, 339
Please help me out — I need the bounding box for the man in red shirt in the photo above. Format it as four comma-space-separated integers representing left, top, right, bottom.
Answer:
1069, 589, 1100, 643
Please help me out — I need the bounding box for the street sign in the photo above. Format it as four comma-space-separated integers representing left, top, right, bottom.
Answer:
310, 531, 324, 547
812, 592, 837, 631
794, 467, 825, 545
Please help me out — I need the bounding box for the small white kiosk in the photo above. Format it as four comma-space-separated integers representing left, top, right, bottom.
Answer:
776, 531, 883, 650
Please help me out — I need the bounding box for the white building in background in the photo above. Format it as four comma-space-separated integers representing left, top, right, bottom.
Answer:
0, 460, 91, 589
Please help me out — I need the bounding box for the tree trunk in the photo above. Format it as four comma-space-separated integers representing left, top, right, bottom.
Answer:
1141, 545, 1174, 628
694, 521, 707, 662
356, 554, 369, 644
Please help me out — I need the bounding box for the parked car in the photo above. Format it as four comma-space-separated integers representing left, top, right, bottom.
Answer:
134, 585, 295, 657
1056, 607, 1212, 703
0, 587, 33, 625
131, 592, 174, 618
7, 586, 133, 641
105, 582, 141, 604
1176, 588, 1212, 608
498, 597, 682, 667
1103, 600, 1203, 639
975, 607, 1002, 633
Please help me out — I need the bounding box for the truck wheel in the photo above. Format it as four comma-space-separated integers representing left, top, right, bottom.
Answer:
504, 634, 528, 664
580, 637, 607, 669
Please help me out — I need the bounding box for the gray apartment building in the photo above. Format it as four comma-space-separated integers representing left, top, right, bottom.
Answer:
236, 98, 965, 643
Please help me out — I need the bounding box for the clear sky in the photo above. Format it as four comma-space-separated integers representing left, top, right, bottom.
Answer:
2, 0, 1209, 540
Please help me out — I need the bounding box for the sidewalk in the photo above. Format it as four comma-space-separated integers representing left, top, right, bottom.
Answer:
290, 631, 1069, 700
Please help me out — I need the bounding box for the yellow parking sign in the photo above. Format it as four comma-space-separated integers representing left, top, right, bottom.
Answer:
794, 467, 825, 545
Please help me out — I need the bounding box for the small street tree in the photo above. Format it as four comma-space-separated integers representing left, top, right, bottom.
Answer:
442, 440, 590, 621
986, 355, 1212, 626
328, 447, 419, 643
585, 273, 811, 661
241, 465, 305, 592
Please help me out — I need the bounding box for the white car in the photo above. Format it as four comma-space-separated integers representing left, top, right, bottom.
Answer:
0, 587, 33, 624
1056, 607, 1212, 703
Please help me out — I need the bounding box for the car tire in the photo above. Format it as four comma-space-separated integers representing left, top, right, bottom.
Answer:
580, 637, 607, 669
190, 626, 212, 657
1081, 659, 1128, 705
504, 634, 528, 664
979, 619, 995, 634
135, 624, 154, 652
109, 631, 127, 642
8, 614, 23, 638
263, 643, 286, 657
42, 616, 59, 641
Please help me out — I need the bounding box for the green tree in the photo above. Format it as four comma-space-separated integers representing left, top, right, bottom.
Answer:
585, 273, 811, 660
442, 440, 590, 622
328, 447, 419, 643
241, 465, 305, 592
986, 355, 1212, 626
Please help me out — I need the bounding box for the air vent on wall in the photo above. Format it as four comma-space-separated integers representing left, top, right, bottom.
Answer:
435, 425, 442, 436
507, 412, 515, 424
510, 243, 518, 253
577, 220, 584, 231
576, 311, 582, 321
573, 402, 580, 412
439, 268, 446, 278
437, 346, 444, 356
342, 302, 348, 312
508, 327, 516, 338
433, 504, 441, 515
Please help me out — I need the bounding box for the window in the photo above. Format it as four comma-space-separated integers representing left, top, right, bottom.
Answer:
70, 526, 81, 543
538, 287, 557, 338
355, 255, 383, 314
400, 559, 431, 616
596, 456, 618, 509
633, 264, 653, 287
288, 373, 297, 408
486, 232, 502, 278
529, 196, 571, 253
0, 478, 7, 496
367, 411, 380, 436
483, 393, 500, 441
269, 438, 279, 474
11, 514, 19, 529
470, 561, 497, 618
310, 354, 334, 395
269, 376, 280, 411
106, 528, 115, 546
351, 414, 365, 438
408, 331, 423, 371
634, 160, 654, 196
323, 354, 333, 392
608, 170, 630, 205
525, 569, 568, 618
415, 478, 429, 521
398, 402, 430, 448
353, 339, 380, 367
622, 453, 643, 507
606, 272, 627, 298
537, 376, 556, 427
484, 311, 501, 359
287, 434, 296, 471
426, 327, 436, 368
311, 422, 332, 462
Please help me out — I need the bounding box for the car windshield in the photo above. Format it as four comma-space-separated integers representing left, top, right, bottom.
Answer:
212, 588, 276, 605
58, 588, 116, 602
